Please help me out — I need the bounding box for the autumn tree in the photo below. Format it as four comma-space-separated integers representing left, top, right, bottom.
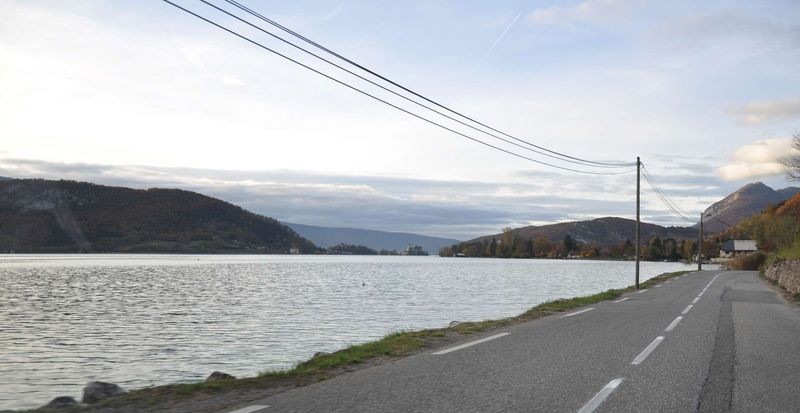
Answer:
780, 132, 800, 182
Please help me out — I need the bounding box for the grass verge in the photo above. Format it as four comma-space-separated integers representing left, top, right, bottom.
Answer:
34, 270, 691, 412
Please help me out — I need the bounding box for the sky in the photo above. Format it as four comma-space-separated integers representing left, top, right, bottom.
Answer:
1, 0, 799, 239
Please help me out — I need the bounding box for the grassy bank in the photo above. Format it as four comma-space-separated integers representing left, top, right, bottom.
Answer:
37, 270, 691, 412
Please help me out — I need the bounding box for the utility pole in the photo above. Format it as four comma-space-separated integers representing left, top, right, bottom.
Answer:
636, 156, 640, 289
698, 213, 704, 271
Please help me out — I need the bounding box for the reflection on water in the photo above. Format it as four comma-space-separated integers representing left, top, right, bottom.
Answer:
0, 254, 702, 409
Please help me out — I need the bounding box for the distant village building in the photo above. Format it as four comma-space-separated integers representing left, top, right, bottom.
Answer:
289, 247, 300, 254
719, 240, 757, 259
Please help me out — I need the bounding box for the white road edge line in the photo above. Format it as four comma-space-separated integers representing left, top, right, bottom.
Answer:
431, 333, 510, 355
576, 378, 624, 413
692, 297, 700, 304
631, 336, 665, 365
613, 297, 629, 303
664, 280, 671, 284
561, 308, 596, 318
226, 405, 269, 413
664, 316, 683, 332
698, 291, 704, 297
654, 284, 662, 288
637, 289, 648, 294
681, 304, 693, 315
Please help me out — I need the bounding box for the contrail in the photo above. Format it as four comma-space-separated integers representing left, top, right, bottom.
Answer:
474, 12, 522, 70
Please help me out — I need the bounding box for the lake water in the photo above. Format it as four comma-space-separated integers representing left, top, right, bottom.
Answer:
0, 255, 705, 409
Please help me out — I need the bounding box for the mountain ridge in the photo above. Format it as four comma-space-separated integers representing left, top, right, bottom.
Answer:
0, 179, 317, 253
285, 222, 460, 253
702, 181, 800, 233
467, 216, 697, 247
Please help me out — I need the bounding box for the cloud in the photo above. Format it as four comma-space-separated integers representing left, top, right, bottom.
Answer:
656, 11, 800, 52
716, 138, 794, 181
221, 75, 245, 86
0, 158, 729, 239
526, 0, 643, 27
729, 98, 800, 125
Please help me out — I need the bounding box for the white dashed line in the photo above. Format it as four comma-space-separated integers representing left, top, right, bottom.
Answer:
637, 289, 648, 294
577, 378, 624, 413
664, 316, 683, 332
561, 308, 596, 318
632, 336, 665, 365
227, 405, 269, 413
613, 297, 629, 303
681, 304, 693, 315
692, 297, 700, 304
431, 333, 510, 355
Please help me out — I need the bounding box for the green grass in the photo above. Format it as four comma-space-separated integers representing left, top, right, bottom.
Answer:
777, 237, 800, 260
54, 270, 691, 411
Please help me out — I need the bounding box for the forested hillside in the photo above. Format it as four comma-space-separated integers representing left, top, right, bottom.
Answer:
441, 217, 698, 260
0, 179, 317, 253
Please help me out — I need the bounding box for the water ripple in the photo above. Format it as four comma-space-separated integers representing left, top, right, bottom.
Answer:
0, 254, 703, 409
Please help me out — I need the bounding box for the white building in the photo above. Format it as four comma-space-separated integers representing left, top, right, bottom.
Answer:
719, 240, 757, 259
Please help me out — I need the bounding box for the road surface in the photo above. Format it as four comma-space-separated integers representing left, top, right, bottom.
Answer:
227, 270, 800, 412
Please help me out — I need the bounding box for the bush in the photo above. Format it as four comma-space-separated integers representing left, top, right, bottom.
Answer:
728, 251, 767, 271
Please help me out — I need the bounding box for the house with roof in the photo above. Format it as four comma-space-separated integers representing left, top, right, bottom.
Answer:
719, 240, 757, 259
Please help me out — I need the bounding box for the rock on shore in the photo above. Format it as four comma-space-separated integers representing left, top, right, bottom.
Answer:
82, 381, 126, 404
206, 371, 236, 382
44, 396, 79, 409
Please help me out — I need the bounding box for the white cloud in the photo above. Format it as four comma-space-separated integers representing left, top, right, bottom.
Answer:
221, 75, 245, 86
526, 0, 643, 27
657, 11, 800, 51
0, 158, 727, 237
716, 138, 794, 181
729, 99, 800, 125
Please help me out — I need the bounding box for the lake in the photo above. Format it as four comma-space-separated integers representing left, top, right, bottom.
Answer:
0, 255, 705, 409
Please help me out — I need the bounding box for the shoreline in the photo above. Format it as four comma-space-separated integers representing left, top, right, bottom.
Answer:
23, 270, 693, 413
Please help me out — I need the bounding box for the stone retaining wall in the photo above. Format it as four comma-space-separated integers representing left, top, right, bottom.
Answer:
763, 259, 800, 296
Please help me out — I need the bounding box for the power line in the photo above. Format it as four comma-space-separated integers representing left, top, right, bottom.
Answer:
195, 0, 630, 170
162, 0, 637, 176
641, 166, 692, 218
640, 166, 695, 223
641, 165, 738, 230
704, 214, 736, 229
220, 0, 637, 169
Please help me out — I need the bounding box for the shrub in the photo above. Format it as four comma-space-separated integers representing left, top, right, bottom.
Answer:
728, 251, 767, 271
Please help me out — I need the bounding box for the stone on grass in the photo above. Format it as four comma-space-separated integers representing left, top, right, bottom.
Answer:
82, 381, 126, 404
449, 321, 462, 327
45, 396, 79, 409
206, 371, 236, 382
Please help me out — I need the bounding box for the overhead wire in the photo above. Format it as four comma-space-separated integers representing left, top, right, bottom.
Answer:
640, 165, 695, 223
642, 165, 737, 229
161, 0, 637, 176
194, 0, 630, 170
219, 0, 637, 169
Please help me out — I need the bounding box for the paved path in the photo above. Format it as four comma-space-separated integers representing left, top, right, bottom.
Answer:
226, 270, 800, 412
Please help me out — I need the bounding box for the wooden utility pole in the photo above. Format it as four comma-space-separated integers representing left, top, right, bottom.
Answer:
636, 156, 640, 289
698, 214, 704, 271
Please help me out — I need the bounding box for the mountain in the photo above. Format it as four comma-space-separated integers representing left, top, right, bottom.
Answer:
285, 222, 460, 253
468, 216, 697, 246
702, 182, 800, 233
0, 179, 317, 253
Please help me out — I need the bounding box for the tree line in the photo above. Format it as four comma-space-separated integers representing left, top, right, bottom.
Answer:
325, 243, 429, 256
439, 228, 704, 262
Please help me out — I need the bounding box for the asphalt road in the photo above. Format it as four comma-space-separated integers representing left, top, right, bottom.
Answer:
227, 270, 800, 413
